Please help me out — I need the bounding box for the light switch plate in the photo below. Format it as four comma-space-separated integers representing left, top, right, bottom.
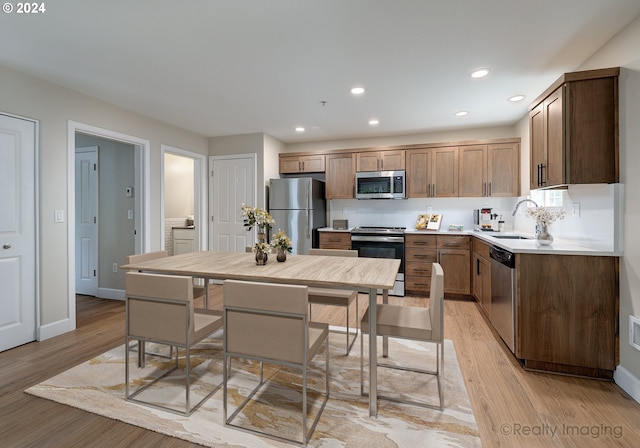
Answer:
128, 210, 134, 220
54, 209, 64, 223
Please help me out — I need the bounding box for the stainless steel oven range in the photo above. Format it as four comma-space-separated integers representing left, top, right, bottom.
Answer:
350, 226, 405, 296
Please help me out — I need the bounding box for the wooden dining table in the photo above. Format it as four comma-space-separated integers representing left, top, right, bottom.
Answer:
121, 250, 400, 417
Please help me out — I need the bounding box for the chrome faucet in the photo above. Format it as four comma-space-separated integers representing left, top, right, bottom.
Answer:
512, 199, 540, 235
512, 199, 539, 216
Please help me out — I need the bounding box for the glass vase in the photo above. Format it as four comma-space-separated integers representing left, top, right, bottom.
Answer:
255, 250, 268, 265
257, 226, 267, 244
536, 224, 553, 246
276, 248, 287, 262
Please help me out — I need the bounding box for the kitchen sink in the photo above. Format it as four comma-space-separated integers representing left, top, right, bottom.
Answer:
491, 235, 531, 240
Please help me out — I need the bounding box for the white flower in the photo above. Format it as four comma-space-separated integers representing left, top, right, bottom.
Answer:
525, 207, 566, 226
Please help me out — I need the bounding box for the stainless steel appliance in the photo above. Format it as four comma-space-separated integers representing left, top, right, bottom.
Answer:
351, 226, 405, 296
268, 178, 326, 255
489, 245, 516, 352
355, 170, 406, 199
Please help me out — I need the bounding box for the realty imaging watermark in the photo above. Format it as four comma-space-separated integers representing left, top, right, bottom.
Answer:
500, 423, 623, 439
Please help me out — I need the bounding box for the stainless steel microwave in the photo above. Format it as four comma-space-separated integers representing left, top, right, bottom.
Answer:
355, 170, 406, 199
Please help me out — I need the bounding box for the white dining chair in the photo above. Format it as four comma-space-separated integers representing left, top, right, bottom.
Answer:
360, 262, 445, 410
223, 279, 329, 446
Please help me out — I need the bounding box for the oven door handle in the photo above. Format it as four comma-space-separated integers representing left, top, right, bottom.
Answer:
350, 235, 405, 243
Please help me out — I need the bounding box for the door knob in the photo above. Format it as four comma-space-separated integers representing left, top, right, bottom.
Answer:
3, 244, 11, 249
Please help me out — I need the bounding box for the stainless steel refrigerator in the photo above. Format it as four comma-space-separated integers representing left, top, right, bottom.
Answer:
268, 178, 326, 255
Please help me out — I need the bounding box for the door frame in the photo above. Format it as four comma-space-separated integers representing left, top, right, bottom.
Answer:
67, 121, 150, 330
0, 111, 40, 343
160, 145, 208, 251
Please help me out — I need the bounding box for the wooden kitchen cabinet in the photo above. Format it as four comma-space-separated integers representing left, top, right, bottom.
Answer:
529, 67, 619, 190
406, 146, 458, 198
471, 237, 491, 318
319, 231, 351, 250
405, 233, 470, 296
517, 253, 619, 379
356, 150, 405, 172
279, 154, 325, 173
459, 143, 519, 197
405, 233, 437, 296
437, 235, 471, 295
325, 153, 355, 199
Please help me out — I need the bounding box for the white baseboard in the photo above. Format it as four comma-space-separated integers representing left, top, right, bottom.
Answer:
38, 318, 71, 341
614, 365, 640, 404
97, 288, 125, 301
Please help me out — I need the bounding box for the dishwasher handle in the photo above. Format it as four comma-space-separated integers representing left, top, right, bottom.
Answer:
489, 246, 516, 268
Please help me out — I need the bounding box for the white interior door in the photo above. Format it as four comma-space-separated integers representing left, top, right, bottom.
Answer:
0, 114, 36, 352
75, 147, 98, 296
210, 154, 256, 252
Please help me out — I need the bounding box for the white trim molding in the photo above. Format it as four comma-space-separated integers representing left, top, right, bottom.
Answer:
614, 365, 640, 404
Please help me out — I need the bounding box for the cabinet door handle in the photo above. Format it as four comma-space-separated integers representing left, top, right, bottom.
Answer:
3, 244, 11, 249
488, 182, 492, 196
301, 161, 305, 171
540, 164, 546, 185
442, 242, 459, 247
538, 163, 542, 186
477, 259, 481, 276
412, 254, 432, 259
483, 182, 486, 196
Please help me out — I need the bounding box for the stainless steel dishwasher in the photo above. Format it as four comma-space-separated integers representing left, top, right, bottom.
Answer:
489, 245, 516, 353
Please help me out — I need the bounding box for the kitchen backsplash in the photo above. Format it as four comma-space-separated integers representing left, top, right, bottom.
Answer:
328, 183, 622, 251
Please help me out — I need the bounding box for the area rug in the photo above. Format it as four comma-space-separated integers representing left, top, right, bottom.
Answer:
25, 332, 481, 447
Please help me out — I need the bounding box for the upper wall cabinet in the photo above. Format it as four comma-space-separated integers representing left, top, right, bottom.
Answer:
279, 154, 325, 173
406, 147, 458, 198
459, 143, 519, 197
325, 153, 355, 199
356, 150, 405, 172
529, 67, 619, 190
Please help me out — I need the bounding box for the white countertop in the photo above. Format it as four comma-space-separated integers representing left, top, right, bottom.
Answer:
319, 227, 621, 256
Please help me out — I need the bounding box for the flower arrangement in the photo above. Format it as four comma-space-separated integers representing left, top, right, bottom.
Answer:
253, 241, 271, 254
270, 229, 292, 253
241, 204, 275, 231
525, 206, 566, 226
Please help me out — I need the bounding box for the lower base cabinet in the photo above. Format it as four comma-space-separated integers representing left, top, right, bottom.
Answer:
517, 254, 618, 379
405, 234, 470, 296
319, 231, 351, 250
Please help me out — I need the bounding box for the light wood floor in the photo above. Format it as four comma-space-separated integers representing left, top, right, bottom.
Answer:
1, 287, 639, 447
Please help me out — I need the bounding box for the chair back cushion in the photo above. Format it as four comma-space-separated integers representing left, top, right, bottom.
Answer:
126, 272, 194, 345
429, 263, 445, 340
309, 248, 357, 258
224, 280, 309, 364
125, 251, 168, 265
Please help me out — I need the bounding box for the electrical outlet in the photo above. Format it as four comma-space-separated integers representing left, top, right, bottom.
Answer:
572, 203, 580, 217
112, 263, 118, 273
128, 209, 134, 220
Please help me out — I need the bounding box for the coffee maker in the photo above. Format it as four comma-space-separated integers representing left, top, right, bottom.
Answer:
474, 208, 502, 231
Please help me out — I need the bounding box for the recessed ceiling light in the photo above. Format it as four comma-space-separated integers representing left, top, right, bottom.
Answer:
470, 68, 490, 79
508, 95, 526, 102
455, 111, 469, 117
368, 119, 379, 126
295, 127, 305, 132
350, 86, 365, 95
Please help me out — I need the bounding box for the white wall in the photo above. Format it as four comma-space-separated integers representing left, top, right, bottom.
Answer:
0, 64, 208, 333
574, 15, 640, 399
285, 125, 518, 153
164, 153, 195, 218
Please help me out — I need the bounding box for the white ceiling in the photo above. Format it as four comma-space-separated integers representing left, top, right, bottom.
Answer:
1, 0, 639, 143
